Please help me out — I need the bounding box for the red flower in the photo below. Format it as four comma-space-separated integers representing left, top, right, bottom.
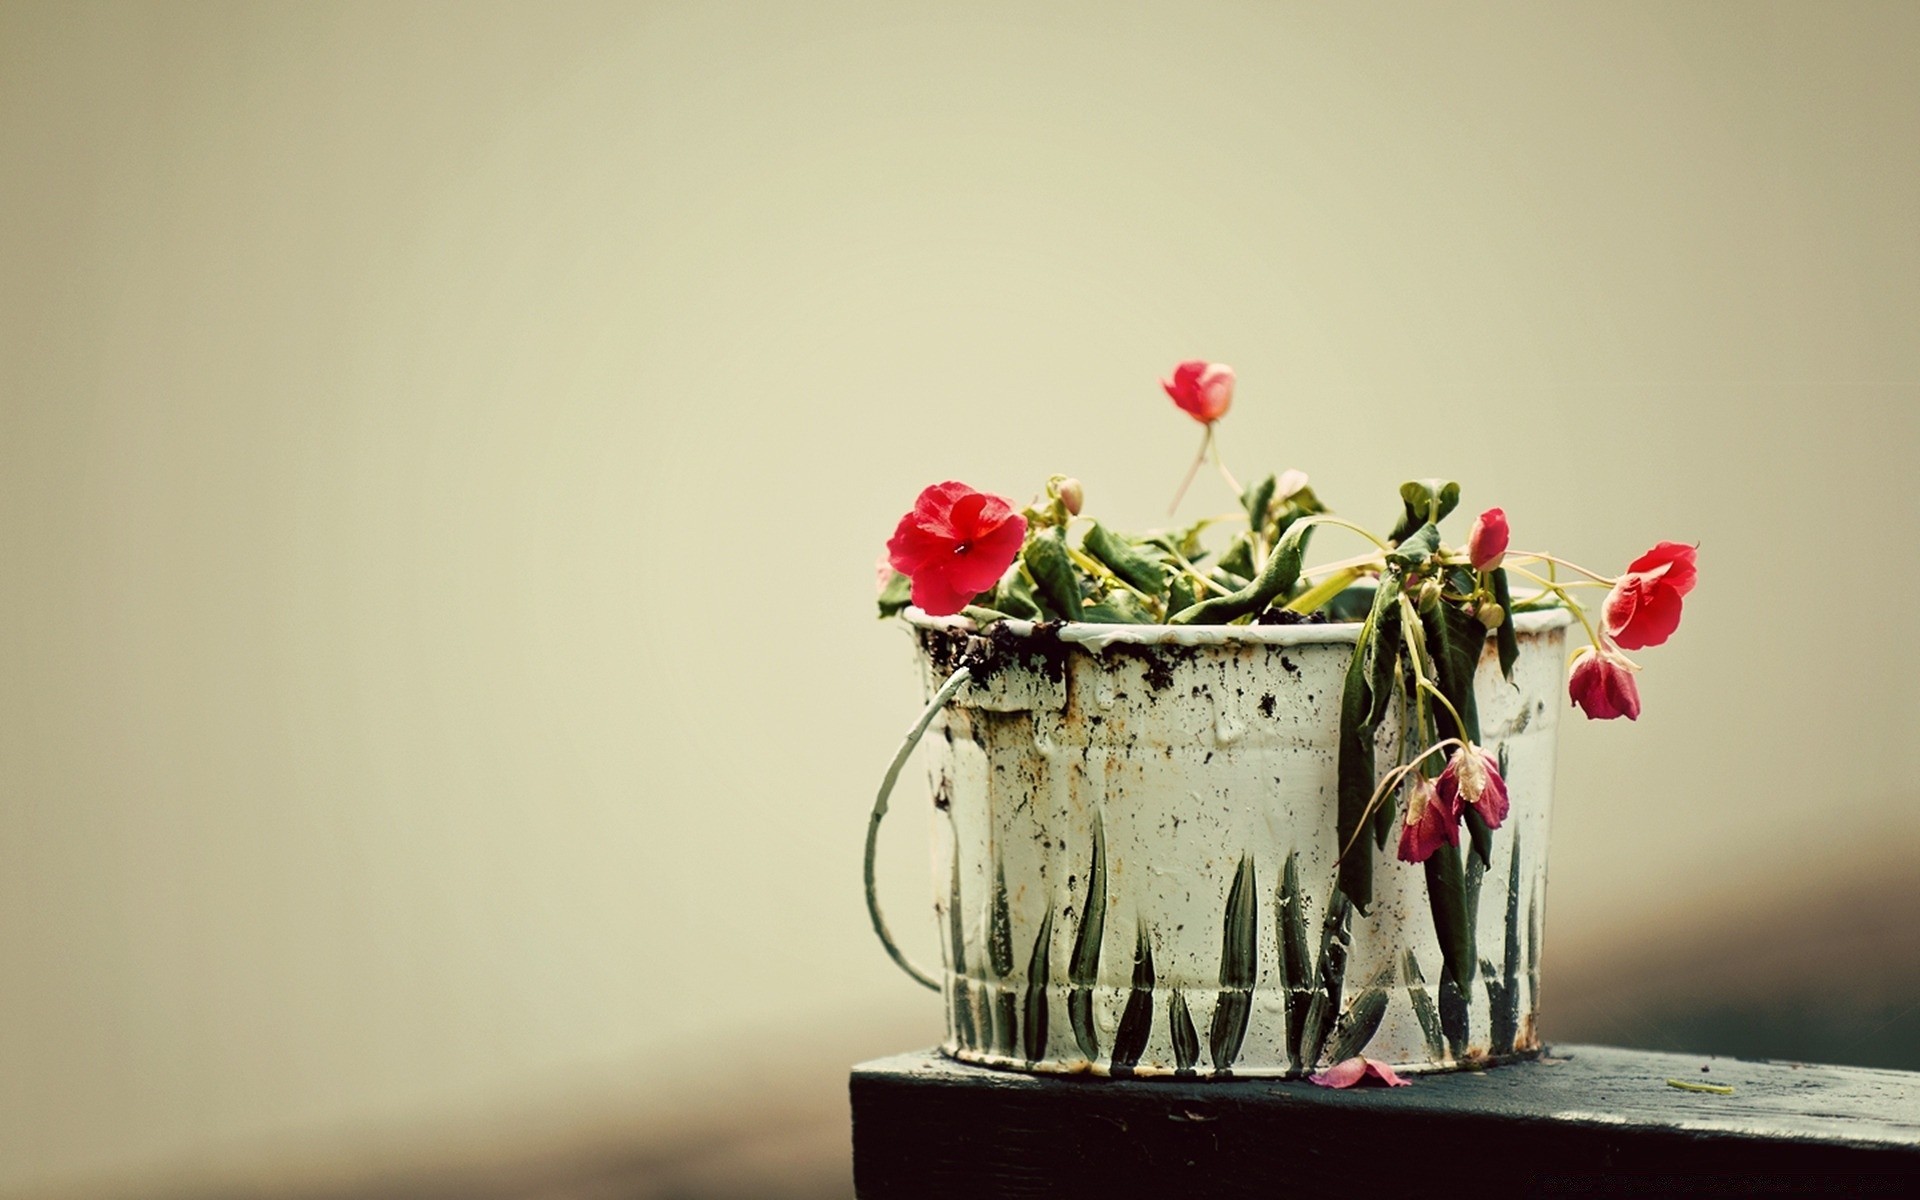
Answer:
1396, 776, 1459, 864
1310, 1055, 1410, 1088
1603, 542, 1698, 650
1161, 360, 1235, 424
1437, 746, 1508, 830
1467, 508, 1509, 571
1568, 646, 1642, 721
885, 482, 1027, 618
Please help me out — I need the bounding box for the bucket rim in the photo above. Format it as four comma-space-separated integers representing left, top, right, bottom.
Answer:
904, 603, 1572, 650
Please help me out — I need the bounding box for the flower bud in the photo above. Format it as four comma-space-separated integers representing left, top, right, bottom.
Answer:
1477, 601, 1505, 630
1416, 579, 1443, 612
1054, 477, 1084, 516
1467, 507, 1509, 572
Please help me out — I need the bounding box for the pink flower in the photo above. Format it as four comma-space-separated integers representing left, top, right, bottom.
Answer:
885, 482, 1027, 618
1310, 1055, 1410, 1088
1568, 646, 1642, 721
1437, 746, 1509, 830
1395, 776, 1459, 864
1603, 542, 1698, 651
1467, 508, 1509, 571
1161, 360, 1235, 424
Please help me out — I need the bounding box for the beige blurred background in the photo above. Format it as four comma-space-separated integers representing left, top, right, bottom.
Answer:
2, 1, 1917, 1196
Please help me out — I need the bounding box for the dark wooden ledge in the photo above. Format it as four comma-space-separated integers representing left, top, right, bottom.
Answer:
851, 1045, 1920, 1197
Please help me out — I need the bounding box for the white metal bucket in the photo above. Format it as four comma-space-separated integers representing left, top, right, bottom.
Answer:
868, 606, 1571, 1078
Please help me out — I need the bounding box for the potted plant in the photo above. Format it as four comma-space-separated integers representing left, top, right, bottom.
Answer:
864, 362, 1697, 1084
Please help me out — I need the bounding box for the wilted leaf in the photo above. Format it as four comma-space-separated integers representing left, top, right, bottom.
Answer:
1491, 568, 1520, 681
1022, 529, 1083, 621
1390, 479, 1461, 543
1242, 473, 1277, 533
1084, 521, 1171, 598
1171, 517, 1318, 625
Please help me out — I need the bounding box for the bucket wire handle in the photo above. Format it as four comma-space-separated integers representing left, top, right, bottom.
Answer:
864, 665, 972, 991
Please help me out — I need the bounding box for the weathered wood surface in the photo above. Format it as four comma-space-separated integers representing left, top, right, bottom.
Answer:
851, 1045, 1920, 1197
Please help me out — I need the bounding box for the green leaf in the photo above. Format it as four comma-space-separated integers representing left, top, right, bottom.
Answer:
1300, 891, 1354, 1068
1208, 854, 1258, 1071
1424, 841, 1476, 992
1387, 522, 1442, 570
877, 570, 912, 618
1169, 990, 1200, 1075
1336, 577, 1402, 910
991, 569, 1041, 621
1322, 582, 1378, 622
1170, 517, 1318, 625
1067, 810, 1107, 1061
1108, 923, 1156, 1075
1276, 851, 1314, 1069
1491, 568, 1520, 681
1215, 533, 1256, 581
1149, 516, 1213, 564
1081, 591, 1158, 624
1167, 574, 1197, 621
1022, 529, 1083, 621
1022, 909, 1054, 1063
1423, 597, 1485, 748
1439, 975, 1468, 1059
1390, 479, 1461, 543
1242, 473, 1277, 533
959, 605, 1011, 627
1284, 483, 1327, 517
1403, 950, 1447, 1062
1084, 521, 1170, 598
1462, 805, 1494, 872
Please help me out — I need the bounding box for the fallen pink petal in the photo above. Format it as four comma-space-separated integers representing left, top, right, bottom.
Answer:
1310, 1056, 1411, 1088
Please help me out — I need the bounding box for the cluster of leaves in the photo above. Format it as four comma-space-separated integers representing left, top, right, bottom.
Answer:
878, 473, 1339, 626
1332, 480, 1523, 1002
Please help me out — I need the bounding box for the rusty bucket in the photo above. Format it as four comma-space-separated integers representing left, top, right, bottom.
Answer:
865, 607, 1571, 1077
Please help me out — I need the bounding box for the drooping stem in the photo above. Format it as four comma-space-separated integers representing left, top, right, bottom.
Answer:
1508, 565, 1603, 648
1167, 427, 1212, 515
1313, 516, 1396, 554
1207, 425, 1243, 498
1509, 551, 1616, 585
